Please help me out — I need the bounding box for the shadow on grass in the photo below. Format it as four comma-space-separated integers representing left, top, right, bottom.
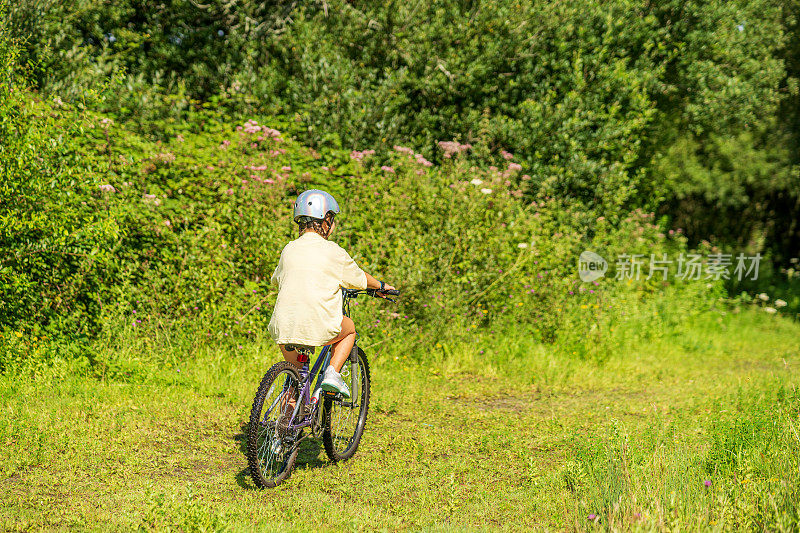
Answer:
234, 422, 329, 490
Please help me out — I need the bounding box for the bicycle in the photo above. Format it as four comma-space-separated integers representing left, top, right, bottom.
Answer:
246, 287, 400, 488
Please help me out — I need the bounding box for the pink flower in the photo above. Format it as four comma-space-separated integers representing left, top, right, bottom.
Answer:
393, 145, 415, 155
437, 141, 472, 158
350, 149, 376, 162
414, 154, 433, 167
281, 166, 292, 171
381, 165, 395, 173
206, 165, 215, 170
142, 194, 161, 206
501, 150, 514, 160
164, 220, 171, 226
508, 162, 522, 172
242, 120, 261, 134
264, 178, 276, 184
99, 184, 116, 193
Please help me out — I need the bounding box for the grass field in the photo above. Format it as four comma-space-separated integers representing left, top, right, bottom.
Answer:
1, 309, 799, 531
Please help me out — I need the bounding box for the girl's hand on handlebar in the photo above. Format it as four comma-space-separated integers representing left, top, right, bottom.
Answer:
376, 283, 398, 299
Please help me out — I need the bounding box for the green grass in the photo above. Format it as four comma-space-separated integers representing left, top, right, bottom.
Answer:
1, 309, 799, 531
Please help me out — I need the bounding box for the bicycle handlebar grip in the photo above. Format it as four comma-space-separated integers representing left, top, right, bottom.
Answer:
365, 288, 400, 299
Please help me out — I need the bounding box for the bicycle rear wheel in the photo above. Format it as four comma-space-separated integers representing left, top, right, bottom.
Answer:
247, 362, 301, 488
323, 347, 371, 462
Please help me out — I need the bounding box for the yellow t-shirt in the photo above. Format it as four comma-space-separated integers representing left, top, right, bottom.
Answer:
268, 232, 368, 345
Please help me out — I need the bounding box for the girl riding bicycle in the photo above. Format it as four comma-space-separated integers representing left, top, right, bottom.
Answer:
268, 189, 397, 398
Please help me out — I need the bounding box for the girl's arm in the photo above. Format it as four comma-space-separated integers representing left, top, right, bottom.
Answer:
364, 272, 396, 292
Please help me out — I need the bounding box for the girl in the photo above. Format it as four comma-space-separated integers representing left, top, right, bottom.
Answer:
268, 189, 396, 398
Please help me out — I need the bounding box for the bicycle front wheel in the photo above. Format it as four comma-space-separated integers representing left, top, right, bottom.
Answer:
247, 362, 301, 488
323, 347, 371, 462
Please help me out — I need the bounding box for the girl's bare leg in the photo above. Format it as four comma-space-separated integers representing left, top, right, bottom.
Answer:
276, 344, 302, 411
324, 316, 356, 372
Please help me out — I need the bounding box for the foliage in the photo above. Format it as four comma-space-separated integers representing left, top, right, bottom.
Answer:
7, 0, 800, 233
2, 0, 800, 374
0, 16, 120, 355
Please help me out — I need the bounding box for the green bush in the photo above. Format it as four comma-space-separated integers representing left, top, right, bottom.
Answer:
2, 0, 796, 373
0, 18, 120, 351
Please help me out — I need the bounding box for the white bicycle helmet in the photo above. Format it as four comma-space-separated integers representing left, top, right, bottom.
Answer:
293, 189, 340, 223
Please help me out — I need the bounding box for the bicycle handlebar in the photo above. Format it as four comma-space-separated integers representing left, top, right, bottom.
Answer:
342, 287, 400, 302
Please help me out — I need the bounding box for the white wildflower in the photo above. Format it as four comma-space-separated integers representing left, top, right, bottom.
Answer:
775, 299, 787, 308
470, 178, 483, 186
480, 188, 492, 195
764, 307, 777, 314
517, 243, 528, 249
758, 293, 769, 302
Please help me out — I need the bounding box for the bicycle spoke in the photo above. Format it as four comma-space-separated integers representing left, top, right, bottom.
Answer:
262, 394, 281, 421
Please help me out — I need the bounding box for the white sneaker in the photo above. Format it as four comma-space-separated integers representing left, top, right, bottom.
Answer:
320, 366, 351, 398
